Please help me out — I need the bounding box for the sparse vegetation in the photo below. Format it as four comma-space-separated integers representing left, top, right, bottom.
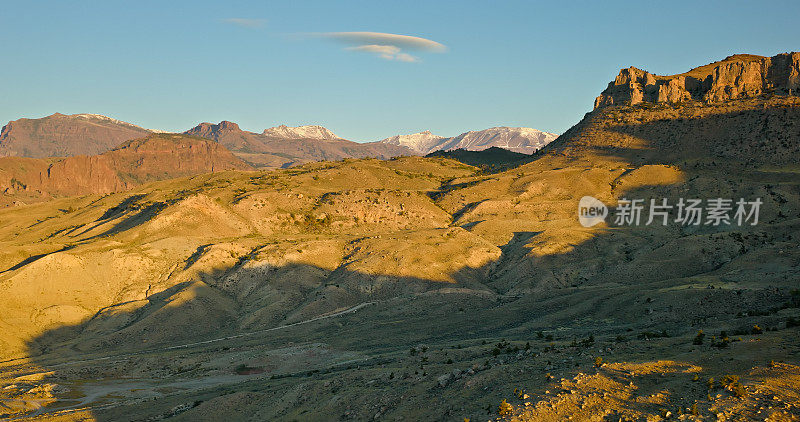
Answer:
498, 399, 514, 417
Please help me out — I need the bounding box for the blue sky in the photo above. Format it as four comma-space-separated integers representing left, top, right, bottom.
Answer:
2, 0, 799, 141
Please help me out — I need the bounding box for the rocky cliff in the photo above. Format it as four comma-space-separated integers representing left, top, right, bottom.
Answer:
594, 52, 800, 109
0, 133, 251, 205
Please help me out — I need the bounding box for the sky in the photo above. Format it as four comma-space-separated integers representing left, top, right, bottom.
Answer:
2, 0, 800, 142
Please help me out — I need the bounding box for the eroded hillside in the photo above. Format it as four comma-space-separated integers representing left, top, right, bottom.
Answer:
0, 89, 799, 421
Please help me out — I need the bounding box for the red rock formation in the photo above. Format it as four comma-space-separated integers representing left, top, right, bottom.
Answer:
0, 134, 252, 205
595, 52, 800, 109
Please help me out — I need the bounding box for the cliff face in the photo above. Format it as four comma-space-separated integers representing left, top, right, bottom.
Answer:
0, 134, 252, 205
594, 52, 800, 109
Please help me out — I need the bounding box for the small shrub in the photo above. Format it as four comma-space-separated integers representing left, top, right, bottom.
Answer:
721, 374, 739, 388
693, 330, 705, 345
712, 332, 730, 348
722, 375, 746, 397
498, 399, 514, 417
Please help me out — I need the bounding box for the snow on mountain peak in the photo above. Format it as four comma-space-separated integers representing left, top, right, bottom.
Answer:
380, 126, 558, 155
378, 130, 446, 154
70, 113, 168, 133
440, 127, 558, 154
262, 124, 341, 140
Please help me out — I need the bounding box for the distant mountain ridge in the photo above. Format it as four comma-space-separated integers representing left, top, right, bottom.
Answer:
184, 121, 413, 168
379, 131, 447, 154
0, 112, 557, 171
379, 126, 558, 154
262, 124, 341, 140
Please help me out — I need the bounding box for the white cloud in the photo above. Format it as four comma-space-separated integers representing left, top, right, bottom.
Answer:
223, 18, 266, 28
345, 44, 419, 62
324, 32, 446, 52
394, 53, 418, 63
315, 32, 446, 63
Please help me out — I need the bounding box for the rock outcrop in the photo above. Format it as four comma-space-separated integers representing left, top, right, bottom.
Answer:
184, 121, 242, 140
0, 133, 251, 204
594, 52, 800, 109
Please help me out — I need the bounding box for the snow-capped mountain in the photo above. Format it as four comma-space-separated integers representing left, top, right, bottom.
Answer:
438, 127, 558, 154
378, 130, 446, 154
379, 127, 558, 155
262, 124, 341, 140
72, 114, 167, 133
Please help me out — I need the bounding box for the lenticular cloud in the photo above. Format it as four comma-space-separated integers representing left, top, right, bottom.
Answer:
319, 32, 446, 62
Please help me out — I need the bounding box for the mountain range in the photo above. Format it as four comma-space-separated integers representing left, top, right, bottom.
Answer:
183, 120, 412, 168
0, 113, 559, 172
380, 127, 558, 154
